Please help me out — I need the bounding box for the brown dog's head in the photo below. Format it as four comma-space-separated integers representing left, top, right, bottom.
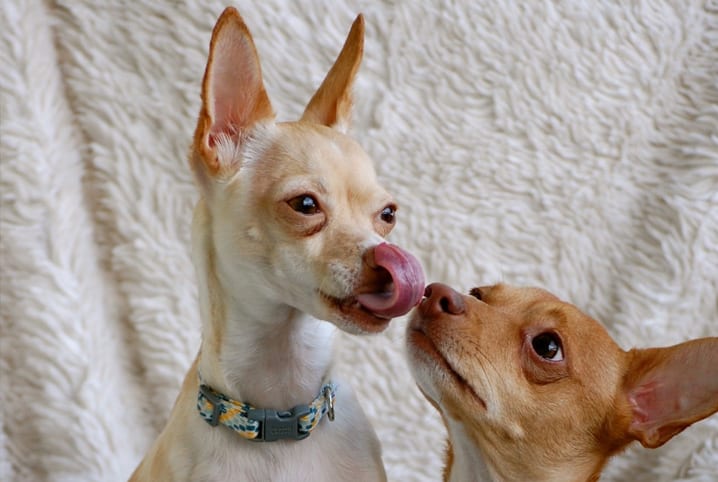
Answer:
407, 282, 718, 480
189, 8, 424, 335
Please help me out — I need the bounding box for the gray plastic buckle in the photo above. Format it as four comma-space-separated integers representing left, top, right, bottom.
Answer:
199, 384, 223, 427
247, 405, 311, 442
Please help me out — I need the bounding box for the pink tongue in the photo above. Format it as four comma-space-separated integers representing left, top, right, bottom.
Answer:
356, 243, 425, 319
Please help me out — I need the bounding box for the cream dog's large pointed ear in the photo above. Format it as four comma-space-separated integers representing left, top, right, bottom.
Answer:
192, 7, 274, 181
300, 14, 364, 133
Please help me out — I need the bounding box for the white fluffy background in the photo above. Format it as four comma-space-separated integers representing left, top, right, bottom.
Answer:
2, 0, 717, 480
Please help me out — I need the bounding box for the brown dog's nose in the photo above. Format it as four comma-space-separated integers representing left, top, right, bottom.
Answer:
422, 283, 465, 316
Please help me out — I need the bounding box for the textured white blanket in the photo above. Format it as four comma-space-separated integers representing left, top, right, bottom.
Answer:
2, 1, 717, 481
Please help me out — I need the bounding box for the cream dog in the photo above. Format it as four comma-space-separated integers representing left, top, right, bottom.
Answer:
130, 7, 424, 482
407, 282, 718, 482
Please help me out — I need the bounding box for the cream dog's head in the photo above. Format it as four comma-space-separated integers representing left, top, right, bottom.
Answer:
190, 8, 424, 335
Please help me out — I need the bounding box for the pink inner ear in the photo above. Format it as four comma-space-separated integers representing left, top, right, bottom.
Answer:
210, 36, 257, 138
626, 339, 718, 447
629, 380, 674, 426
203, 18, 274, 147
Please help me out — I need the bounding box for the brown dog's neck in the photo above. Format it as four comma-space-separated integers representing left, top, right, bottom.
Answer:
444, 418, 606, 482
443, 421, 494, 482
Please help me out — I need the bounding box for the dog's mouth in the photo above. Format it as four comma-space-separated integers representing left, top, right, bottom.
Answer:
322, 243, 425, 333
355, 242, 425, 318
322, 292, 394, 333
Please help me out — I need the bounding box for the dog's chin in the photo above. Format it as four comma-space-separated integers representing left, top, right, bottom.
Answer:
406, 342, 443, 407
406, 328, 451, 393
407, 319, 487, 410
320, 292, 393, 334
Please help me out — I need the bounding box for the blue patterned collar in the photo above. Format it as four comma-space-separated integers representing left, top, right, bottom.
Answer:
197, 380, 336, 442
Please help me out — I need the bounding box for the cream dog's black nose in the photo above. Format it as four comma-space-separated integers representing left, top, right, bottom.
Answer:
422, 283, 465, 316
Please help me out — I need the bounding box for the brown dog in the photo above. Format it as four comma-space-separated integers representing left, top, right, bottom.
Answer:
407, 282, 718, 481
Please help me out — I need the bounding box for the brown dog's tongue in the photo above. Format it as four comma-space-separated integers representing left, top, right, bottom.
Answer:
357, 243, 425, 319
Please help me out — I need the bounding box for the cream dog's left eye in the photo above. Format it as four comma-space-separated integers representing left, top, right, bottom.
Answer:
532, 333, 564, 361
380, 205, 396, 224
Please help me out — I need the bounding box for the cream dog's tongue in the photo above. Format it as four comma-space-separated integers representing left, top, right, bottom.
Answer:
357, 243, 425, 318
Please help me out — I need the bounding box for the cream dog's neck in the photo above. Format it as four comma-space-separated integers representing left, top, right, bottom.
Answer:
193, 201, 336, 410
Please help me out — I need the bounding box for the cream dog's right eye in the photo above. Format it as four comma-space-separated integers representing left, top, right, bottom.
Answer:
288, 195, 320, 215
380, 204, 396, 224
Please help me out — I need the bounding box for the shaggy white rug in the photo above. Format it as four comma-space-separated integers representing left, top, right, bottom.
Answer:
2, 0, 717, 480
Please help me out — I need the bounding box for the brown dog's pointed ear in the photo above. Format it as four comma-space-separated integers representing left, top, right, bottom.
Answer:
193, 7, 275, 177
300, 14, 364, 132
623, 337, 718, 448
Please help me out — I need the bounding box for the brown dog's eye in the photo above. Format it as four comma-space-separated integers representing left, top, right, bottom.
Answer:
288, 195, 320, 215
380, 204, 396, 224
532, 333, 564, 361
469, 287, 483, 300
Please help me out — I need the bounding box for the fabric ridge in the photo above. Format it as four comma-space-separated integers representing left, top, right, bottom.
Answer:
1, 0, 717, 481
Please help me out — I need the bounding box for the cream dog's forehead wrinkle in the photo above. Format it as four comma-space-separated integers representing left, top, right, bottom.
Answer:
248, 124, 378, 191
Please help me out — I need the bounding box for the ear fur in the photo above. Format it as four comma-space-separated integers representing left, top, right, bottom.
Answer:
192, 7, 275, 179
301, 14, 365, 132
623, 337, 718, 448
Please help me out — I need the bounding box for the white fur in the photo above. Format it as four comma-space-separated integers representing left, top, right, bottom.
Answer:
2, 1, 717, 481
444, 419, 494, 482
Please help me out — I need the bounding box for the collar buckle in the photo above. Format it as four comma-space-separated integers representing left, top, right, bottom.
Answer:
247, 405, 312, 442
198, 384, 223, 427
